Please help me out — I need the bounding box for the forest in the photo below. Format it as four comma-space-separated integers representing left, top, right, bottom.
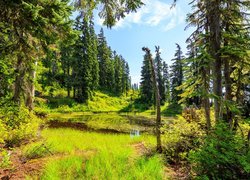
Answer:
0, 0, 249, 179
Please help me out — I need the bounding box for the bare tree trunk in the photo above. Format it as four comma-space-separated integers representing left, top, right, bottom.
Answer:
142, 47, 162, 153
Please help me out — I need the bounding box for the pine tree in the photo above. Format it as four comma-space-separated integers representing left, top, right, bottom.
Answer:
163, 62, 170, 103
0, 0, 73, 109
124, 62, 131, 94
73, 0, 144, 28
89, 16, 99, 91
170, 43, 184, 103
140, 51, 154, 104
155, 46, 165, 104
181, 0, 250, 129
97, 28, 113, 90
114, 52, 123, 95
142, 47, 162, 152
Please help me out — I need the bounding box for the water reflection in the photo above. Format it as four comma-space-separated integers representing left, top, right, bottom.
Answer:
130, 129, 140, 137
48, 113, 155, 134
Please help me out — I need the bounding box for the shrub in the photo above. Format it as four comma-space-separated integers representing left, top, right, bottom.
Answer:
189, 123, 250, 179
0, 149, 12, 168
0, 101, 40, 147
56, 105, 73, 113
162, 112, 206, 164
47, 97, 76, 109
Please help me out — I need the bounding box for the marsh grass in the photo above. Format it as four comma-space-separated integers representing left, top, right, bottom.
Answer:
25, 128, 164, 179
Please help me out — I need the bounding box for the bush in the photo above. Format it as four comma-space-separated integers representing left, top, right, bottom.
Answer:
189, 123, 250, 179
0, 149, 12, 168
56, 105, 73, 113
162, 111, 206, 163
0, 101, 40, 147
47, 97, 76, 109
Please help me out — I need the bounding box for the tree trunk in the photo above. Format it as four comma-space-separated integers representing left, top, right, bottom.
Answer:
13, 55, 25, 105
142, 47, 162, 153
203, 65, 211, 131
207, 0, 222, 121
203, 17, 211, 131
25, 61, 37, 110
223, 1, 234, 127
224, 42, 233, 125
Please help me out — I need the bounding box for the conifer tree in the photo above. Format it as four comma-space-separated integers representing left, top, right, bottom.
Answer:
170, 43, 184, 103
0, 0, 73, 109
140, 51, 154, 104
155, 46, 165, 104
163, 62, 170, 103
98, 28, 113, 90
114, 52, 123, 95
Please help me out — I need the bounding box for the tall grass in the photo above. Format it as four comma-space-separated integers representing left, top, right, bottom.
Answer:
26, 128, 164, 179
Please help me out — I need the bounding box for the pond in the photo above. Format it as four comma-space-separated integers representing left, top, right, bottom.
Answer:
47, 113, 159, 135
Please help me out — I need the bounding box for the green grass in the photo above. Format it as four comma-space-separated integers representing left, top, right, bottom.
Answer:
24, 128, 164, 179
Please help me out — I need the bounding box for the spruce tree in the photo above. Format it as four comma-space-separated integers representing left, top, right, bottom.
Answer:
170, 43, 184, 103
97, 28, 113, 90
140, 51, 154, 104
0, 0, 73, 108
163, 62, 170, 103
155, 46, 165, 104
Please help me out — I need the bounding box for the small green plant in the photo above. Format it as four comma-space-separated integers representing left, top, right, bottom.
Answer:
23, 142, 53, 160
0, 149, 12, 168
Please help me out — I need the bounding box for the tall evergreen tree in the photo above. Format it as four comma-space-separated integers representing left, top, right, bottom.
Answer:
170, 43, 184, 103
97, 28, 113, 90
163, 62, 170, 103
140, 51, 154, 104
89, 16, 99, 91
0, 0, 73, 109
155, 46, 165, 104
114, 52, 123, 95
71, 14, 99, 102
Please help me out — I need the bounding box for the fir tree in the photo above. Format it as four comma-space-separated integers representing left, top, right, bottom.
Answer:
97, 28, 113, 90
163, 62, 170, 103
155, 46, 165, 105
170, 43, 184, 103
140, 51, 154, 104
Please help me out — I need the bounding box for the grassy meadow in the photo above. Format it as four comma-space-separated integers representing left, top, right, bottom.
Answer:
23, 128, 164, 179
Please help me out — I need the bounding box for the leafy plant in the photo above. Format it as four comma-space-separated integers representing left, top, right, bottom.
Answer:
0, 149, 12, 168
0, 100, 40, 147
189, 123, 250, 179
162, 113, 206, 163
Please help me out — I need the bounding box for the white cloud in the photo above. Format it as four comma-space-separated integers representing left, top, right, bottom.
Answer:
164, 18, 176, 31
95, 0, 185, 31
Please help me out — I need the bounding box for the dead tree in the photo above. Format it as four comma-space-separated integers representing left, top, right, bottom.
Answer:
142, 47, 162, 153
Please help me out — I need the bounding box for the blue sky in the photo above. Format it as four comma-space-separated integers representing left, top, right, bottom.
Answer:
93, 0, 193, 84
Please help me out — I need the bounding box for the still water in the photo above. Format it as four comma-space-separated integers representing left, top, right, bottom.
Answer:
48, 113, 156, 135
